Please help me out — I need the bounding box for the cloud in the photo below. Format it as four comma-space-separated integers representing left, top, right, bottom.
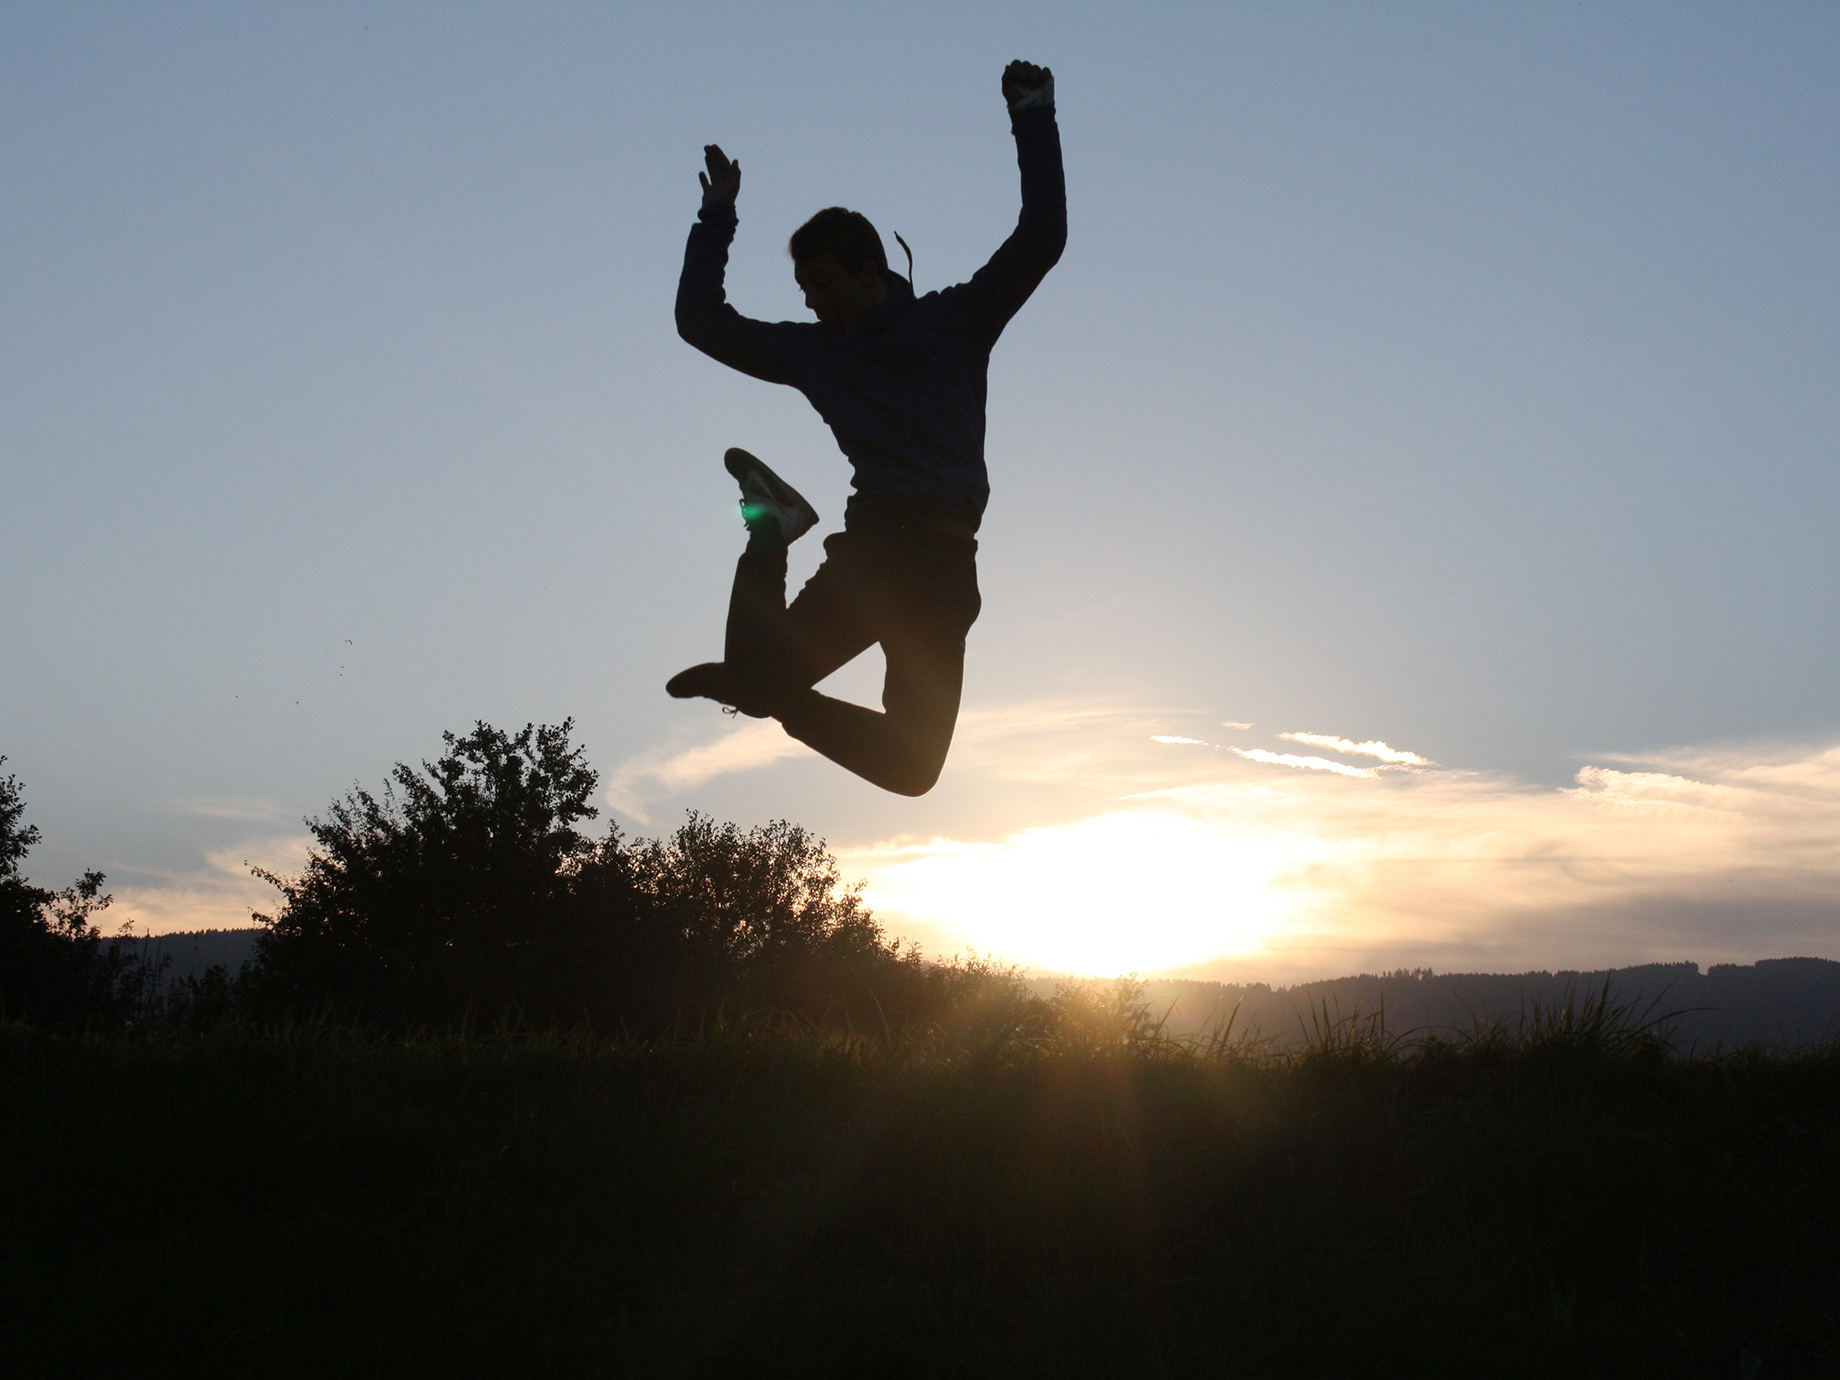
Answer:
1279, 732, 1433, 766
938, 700, 1205, 791
1152, 735, 1209, 746
845, 721, 1840, 983
610, 696, 1222, 826
1232, 748, 1372, 778
107, 833, 312, 936
607, 698, 1192, 821
606, 719, 813, 821
172, 796, 295, 823
1221, 721, 1253, 731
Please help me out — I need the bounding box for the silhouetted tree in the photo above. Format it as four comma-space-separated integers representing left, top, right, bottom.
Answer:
245, 721, 991, 1030
620, 813, 897, 1018
0, 758, 158, 1025
639, 815, 882, 964
248, 720, 621, 1025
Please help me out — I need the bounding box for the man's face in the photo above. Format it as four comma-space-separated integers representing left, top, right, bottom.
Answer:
794, 253, 888, 333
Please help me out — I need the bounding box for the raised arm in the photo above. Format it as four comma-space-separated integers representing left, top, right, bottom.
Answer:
957, 61, 1068, 343
674, 144, 798, 385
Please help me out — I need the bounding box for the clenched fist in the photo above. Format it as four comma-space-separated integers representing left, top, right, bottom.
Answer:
1002, 60, 1054, 109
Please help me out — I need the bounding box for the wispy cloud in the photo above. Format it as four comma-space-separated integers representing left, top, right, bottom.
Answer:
1152, 735, 1209, 746
1232, 748, 1372, 778
172, 796, 295, 823
607, 697, 1201, 823
943, 699, 1205, 789
606, 719, 813, 821
1279, 732, 1433, 766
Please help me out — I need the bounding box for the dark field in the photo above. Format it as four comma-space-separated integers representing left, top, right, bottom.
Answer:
6, 1000, 1839, 1380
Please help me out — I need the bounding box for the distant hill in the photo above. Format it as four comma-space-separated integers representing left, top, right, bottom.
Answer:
134, 932, 1840, 1047
1101, 959, 1840, 1050
124, 929, 262, 984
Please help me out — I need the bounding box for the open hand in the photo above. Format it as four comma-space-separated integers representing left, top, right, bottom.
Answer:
1001, 60, 1053, 106
698, 144, 740, 207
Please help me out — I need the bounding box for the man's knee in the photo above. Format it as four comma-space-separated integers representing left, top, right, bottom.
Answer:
725, 666, 792, 719
728, 644, 814, 712
879, 729, 952, 796
873, 688, 961, 795
883, 757, 945, 797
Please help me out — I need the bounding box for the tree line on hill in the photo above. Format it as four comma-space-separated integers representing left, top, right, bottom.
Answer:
1125, 958, 1840, 1051
0, 725, 1018, 1034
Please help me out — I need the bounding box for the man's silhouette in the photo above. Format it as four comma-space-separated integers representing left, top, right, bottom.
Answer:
669, 60, 1065, 796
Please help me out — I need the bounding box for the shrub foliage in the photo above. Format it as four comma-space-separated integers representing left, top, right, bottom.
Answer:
244, 720, 929, 1030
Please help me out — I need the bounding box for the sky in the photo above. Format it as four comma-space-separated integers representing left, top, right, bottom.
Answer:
3, 2, 1837, 982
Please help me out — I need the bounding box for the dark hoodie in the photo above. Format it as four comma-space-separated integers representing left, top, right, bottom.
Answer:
674, 103, 1066, 532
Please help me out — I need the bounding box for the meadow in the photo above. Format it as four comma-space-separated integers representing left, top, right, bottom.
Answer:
7, 990, 1837, 1380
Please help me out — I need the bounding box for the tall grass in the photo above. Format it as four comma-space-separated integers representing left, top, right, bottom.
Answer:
5, 987, 1838, 1379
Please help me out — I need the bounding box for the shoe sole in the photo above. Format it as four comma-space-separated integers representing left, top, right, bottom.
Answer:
723, 448, 819, 531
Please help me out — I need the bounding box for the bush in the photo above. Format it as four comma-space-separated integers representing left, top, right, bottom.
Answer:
246, 720, 616, 1027
243, 720, 994, 1032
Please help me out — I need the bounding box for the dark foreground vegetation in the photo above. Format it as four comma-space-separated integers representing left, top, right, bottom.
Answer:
5, 729, 1839, 1376
7, 1000, 1839, 1379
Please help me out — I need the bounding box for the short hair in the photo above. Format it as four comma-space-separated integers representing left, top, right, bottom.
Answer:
788, 207, 888, 275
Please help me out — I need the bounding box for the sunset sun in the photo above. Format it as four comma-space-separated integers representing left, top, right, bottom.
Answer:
859, 807, 1308, 976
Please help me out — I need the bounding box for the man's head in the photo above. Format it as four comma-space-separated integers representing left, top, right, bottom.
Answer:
790, 207, 890, 332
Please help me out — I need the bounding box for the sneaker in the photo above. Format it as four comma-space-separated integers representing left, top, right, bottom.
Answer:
724, 447, 819, 544
664, 661, 769, 717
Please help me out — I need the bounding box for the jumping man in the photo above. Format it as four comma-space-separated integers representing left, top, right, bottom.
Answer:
668, 60, 1066, 796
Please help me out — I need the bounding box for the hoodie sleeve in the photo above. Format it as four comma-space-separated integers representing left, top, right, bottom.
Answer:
955, 102, 1067, 345
675, 204, 800, 385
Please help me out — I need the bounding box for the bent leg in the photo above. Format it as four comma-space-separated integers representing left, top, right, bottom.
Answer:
774, 527, 979, 797
776, 624, 966, 796
724, 534, 874, 715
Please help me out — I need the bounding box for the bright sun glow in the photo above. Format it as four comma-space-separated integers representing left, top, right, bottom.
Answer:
859, 808, 1314, 976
